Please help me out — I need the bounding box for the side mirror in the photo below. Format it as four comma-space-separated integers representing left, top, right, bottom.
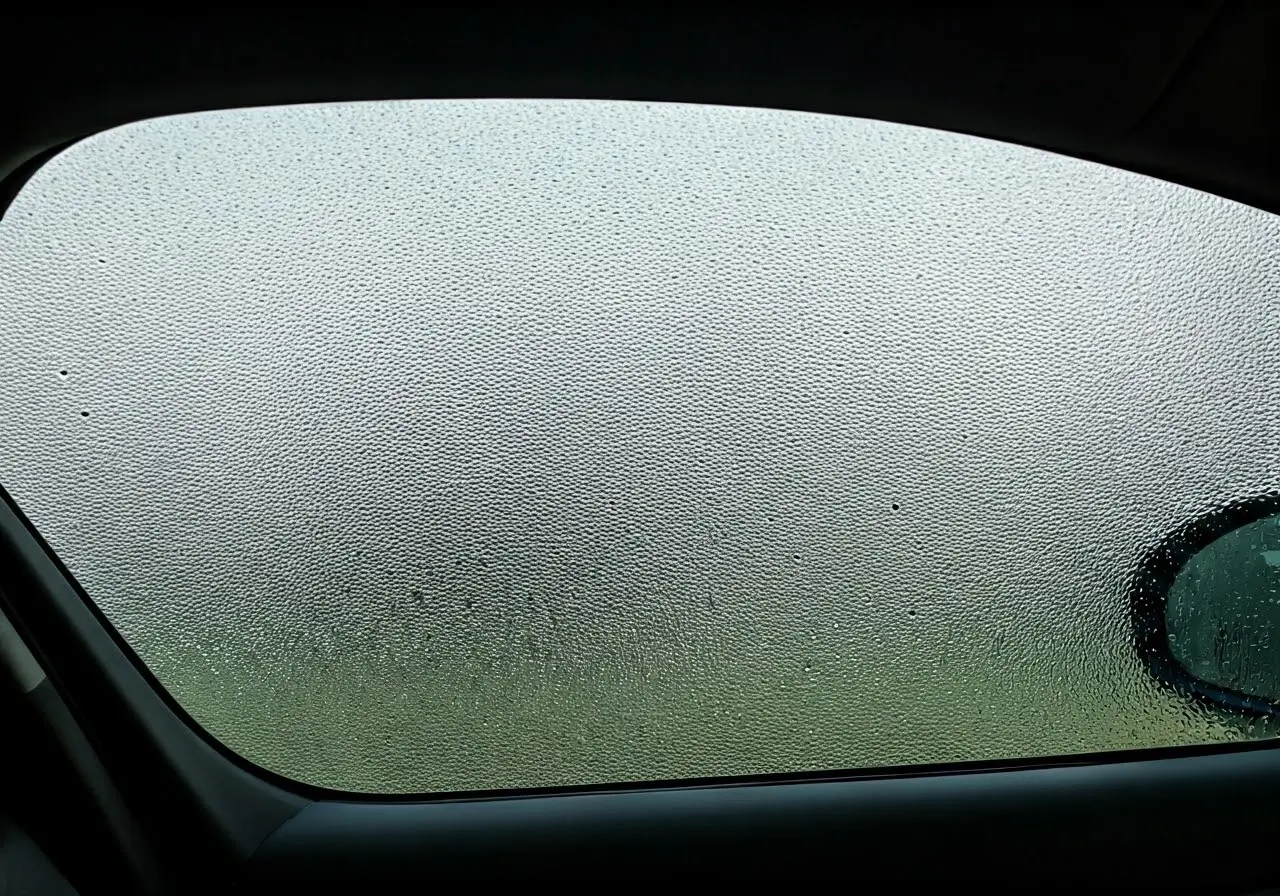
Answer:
1132, 494, 1280, 716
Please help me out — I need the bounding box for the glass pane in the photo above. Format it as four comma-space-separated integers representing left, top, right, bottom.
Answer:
1167, 514, 1280, 701
1, 100, 1278, 794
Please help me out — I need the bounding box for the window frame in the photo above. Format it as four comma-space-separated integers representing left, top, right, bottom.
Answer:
5, 21, 1280, 876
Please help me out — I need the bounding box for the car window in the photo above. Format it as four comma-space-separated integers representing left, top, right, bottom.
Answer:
1, 100, 1278, 794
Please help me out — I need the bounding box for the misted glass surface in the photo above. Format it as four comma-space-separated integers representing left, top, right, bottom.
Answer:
1, 100, 1279, 793
1167, 515, 1280, 702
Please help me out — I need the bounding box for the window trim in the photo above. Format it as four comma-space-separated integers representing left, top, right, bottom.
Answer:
3, 94, 1280, 889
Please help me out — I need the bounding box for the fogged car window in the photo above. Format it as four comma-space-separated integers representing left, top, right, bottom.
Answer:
1, 100, 1278, 794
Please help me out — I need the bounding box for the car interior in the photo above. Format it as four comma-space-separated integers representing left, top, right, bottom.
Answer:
3, 7, 1280, 891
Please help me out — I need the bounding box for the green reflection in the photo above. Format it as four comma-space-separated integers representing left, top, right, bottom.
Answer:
1167, 514, 1280, 702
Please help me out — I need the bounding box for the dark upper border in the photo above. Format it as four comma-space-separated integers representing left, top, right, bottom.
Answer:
1129, 491, 1280, 717
2, 7, 1280, 218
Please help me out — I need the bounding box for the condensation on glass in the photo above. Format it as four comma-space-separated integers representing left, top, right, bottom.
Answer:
1, 100, 1278, 794
1167, 514, 1280, 700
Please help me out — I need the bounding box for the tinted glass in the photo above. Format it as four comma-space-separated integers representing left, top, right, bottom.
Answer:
1167, 514, 1280, 701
